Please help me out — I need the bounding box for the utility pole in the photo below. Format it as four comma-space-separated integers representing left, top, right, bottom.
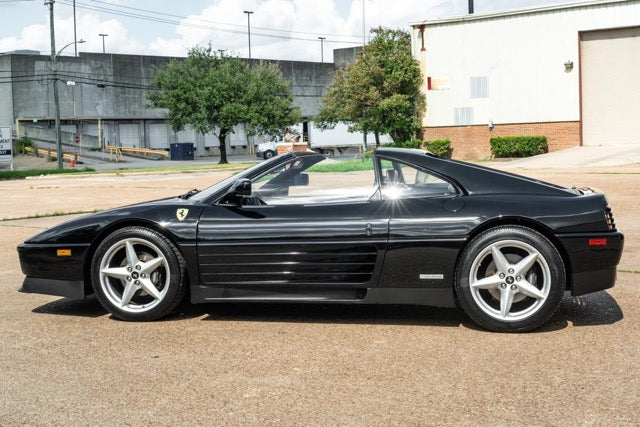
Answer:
45, 0, 63, 170
243, 10, 253, 59
362, 0, 366, 46
73, 0, 77, 56
99, 33, 108, 53
361, 0, 367, 150
318, 37, 326, 63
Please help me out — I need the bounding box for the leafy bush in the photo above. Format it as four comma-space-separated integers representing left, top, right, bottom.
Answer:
490, 136, 548, 158
16, 136, 34, 154
389, 139, 452, 158
422, 139, 452, 158
387, 140, 422, 149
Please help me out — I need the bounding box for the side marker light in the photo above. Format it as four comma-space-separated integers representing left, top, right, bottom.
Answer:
589, 238, 607, 247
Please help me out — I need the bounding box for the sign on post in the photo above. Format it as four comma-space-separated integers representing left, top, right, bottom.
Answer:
0, 126, 13, 170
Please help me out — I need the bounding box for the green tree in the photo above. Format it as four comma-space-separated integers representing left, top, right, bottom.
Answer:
316, 27, 424, 145
148, 46, 300, 163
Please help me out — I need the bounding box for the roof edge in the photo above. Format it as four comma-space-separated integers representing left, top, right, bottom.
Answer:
409, 0, 637, 27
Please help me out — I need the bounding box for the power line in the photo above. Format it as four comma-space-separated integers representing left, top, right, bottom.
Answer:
86, 0, 360, 39
57, 0, 362, 45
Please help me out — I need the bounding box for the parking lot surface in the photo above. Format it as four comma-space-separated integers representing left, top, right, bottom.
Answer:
1, 164, 638, 425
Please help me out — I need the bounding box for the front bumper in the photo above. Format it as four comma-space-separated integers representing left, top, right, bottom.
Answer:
20, 277, 85, 299
558, 231, 624, 296
17, 242, 90, 298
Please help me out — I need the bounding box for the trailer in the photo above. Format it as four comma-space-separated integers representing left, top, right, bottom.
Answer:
255, 122, 392, 159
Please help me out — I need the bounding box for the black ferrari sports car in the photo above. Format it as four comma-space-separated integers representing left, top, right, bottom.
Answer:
18, 148, 623, 332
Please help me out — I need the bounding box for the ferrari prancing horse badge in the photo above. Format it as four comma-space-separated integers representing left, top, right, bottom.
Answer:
176, 208, 189, 221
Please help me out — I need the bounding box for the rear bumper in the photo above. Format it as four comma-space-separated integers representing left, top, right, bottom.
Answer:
558, 231, 624, 296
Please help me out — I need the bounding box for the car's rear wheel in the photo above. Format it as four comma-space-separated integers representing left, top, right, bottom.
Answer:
91, 226, 186, 321
455, 226, 565, 332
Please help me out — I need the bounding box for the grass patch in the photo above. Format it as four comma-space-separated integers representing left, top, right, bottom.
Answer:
308, 159, 374, 173
109, 162, 255, 175
0, 162, 255, 181
0, 168, 96, 180
618, 269, 640, 274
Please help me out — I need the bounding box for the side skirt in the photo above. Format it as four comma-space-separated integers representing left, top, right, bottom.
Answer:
190, 286, 456, 307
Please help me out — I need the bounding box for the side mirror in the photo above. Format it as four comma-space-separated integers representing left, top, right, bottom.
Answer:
228, 178, 252, 196
221, 179, 252, 206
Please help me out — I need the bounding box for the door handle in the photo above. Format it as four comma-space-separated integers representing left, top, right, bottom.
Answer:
365, 223, 373, 237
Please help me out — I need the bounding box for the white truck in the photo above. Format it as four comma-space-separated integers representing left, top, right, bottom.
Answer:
255, 122, 391, 159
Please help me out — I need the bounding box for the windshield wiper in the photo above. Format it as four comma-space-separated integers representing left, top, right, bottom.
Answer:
178, 188, 200, 199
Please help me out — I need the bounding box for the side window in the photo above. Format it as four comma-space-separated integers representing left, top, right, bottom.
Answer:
252, 155, 379, 205
379, 158, 457, 199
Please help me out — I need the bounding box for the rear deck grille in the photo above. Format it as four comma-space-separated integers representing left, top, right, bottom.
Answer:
605, 206, 616, 231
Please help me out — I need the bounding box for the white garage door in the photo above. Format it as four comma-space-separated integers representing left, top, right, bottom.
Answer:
581, 27, 640, 146
204, 132, 220, 147
119, 124, 140, 148
148, 123, 169, 149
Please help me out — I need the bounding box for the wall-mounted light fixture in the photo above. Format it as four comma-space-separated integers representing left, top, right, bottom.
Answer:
564, 60, 574, 72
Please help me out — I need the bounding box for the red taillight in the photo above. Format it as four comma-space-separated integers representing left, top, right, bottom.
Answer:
605, 207, 616, 231
589, 238, 607, 246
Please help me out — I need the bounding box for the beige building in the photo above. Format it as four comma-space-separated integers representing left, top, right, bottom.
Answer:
410, 0, 640, 159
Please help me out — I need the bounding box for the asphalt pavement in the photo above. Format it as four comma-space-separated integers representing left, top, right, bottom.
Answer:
1, 165, 639, 425
67, 143, 640, 171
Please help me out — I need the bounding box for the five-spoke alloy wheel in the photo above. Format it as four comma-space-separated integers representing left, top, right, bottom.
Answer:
455, 226, 565, 332
91, 227, 186, 321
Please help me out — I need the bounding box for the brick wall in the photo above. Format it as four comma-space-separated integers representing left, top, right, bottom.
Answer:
421, 121, 581, 160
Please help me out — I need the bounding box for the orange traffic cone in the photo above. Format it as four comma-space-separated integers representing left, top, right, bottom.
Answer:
70, 157, 75, 168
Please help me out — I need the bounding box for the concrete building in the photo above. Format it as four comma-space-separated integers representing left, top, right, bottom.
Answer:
0, 49, 359, 156
410, 0, 640, 159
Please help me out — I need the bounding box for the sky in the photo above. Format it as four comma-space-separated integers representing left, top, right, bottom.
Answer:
0, 0, 582, 62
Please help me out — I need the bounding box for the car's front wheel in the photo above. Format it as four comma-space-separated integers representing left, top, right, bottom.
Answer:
455, 226, 565, 332
263, 150, 275, 159
91, 226, 186, 321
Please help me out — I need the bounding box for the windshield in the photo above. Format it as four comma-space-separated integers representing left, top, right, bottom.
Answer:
188, 155, 290, 202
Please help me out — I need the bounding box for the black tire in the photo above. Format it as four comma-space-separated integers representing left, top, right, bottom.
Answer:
455, 226, 565, 332
90, 226, 186, 321
263, 150, 275, 160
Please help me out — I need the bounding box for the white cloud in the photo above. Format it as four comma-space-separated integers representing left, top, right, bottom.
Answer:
146, 0, 446, 62
0, 11, 144, 56
1, 0, 577, 60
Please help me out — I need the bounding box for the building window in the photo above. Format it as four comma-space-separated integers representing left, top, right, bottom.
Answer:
470, 76, 488, 98
454, 107, 473, 126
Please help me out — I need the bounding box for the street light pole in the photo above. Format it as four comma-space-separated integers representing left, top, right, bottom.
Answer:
73, 0, 77, 56
243, 10, 253, 59
44, 0, 64, 170
99, 33, 108, 54
318, 37, 326, 63
44, 0, 85, 171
